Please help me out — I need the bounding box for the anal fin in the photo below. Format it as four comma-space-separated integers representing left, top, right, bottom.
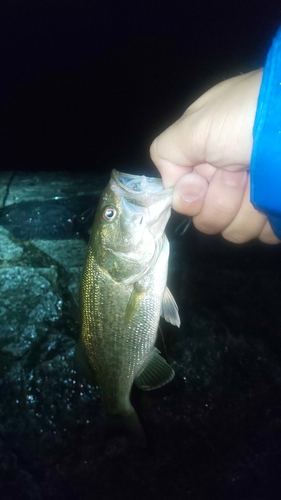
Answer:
135, 348, 175, 391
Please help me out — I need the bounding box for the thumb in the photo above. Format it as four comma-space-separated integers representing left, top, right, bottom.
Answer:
172, 172, 208, 216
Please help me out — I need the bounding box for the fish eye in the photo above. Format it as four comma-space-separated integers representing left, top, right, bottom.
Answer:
102, 206, 117, 221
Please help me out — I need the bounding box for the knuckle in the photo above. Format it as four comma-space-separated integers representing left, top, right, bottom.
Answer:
193, 218, 218, 235
221, 230, 249, 244
213, 195, 235, 213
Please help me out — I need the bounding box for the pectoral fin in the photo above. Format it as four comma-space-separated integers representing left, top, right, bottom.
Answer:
135, 348, 175, 390
161, 287, 181, 327
124, 283, 146, 324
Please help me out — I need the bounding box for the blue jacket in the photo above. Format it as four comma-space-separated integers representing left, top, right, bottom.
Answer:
250, 27, 281, 239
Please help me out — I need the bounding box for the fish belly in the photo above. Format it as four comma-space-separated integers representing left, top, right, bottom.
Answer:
80, 239, 169, 414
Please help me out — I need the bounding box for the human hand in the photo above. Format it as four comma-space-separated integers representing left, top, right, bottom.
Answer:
150, 69, 280, 244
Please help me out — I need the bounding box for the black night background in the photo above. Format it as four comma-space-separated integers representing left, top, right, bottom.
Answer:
1, 2, 281, 500
1, 0, 280, 172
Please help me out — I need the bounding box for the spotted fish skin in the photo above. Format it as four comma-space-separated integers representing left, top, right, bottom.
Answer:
78, 169, 180, 437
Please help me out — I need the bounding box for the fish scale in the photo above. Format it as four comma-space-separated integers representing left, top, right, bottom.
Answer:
77, 169, 180, 443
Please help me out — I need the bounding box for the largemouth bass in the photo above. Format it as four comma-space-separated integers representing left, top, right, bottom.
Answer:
77, 169, 180, 443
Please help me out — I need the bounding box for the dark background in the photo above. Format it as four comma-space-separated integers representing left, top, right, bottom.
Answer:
1, 0, 281, 173
1, 4, 281, 499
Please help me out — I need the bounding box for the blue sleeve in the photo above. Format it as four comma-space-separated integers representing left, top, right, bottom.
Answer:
250, 27, 281, 239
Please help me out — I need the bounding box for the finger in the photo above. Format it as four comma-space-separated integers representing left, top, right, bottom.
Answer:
192, 169, 248, 234
221, 178, 268, 243
150, 118, 198, 188
154, 158, 193, 189
172, 172, 208, 216
259, 220, 281, 244
150, 71, 261, 187
194, 163, 217, 182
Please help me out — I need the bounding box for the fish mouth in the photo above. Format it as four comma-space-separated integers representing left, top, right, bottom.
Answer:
110, 169, 173, 207
113, 169, 163, 194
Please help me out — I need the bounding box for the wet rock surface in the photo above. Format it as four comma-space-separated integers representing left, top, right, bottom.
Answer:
0, 170, 281, 500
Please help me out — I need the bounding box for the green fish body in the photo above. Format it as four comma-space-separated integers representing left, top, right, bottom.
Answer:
78, 170, 180, 441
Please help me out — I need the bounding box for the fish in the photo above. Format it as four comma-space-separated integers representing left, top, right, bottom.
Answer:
77, 169, 180, 445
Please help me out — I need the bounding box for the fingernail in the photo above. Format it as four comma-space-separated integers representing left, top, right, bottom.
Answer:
221, 170, 246, 187
180, 182, 205, 202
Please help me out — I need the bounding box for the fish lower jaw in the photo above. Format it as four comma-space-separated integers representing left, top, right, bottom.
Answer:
106, 247, 151, 263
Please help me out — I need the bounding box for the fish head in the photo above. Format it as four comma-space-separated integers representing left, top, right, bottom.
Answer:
90, 170, 173, 283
